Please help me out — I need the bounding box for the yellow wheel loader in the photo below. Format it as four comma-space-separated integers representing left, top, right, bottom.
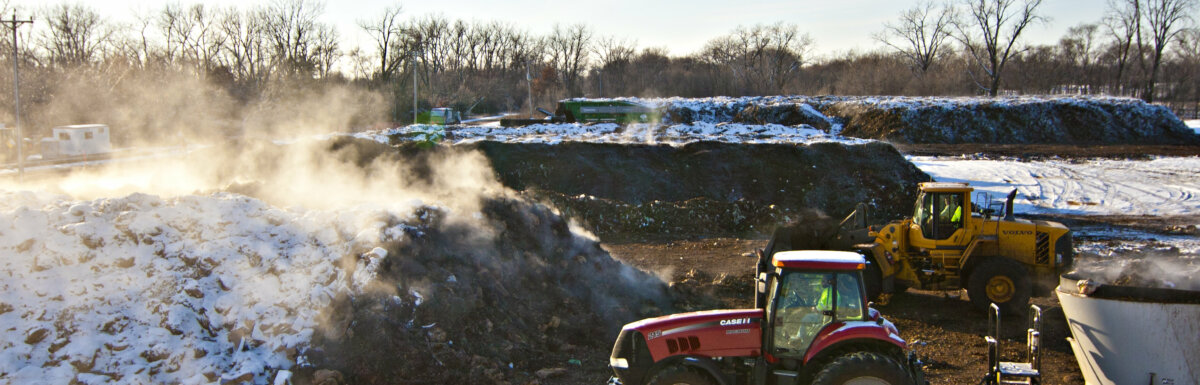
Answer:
763, 182, 1072, 313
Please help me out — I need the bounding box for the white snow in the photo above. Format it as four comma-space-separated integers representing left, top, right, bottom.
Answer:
909, 156, 1200, 217
1187, 119, 1200, 134
0, 191, 415, 384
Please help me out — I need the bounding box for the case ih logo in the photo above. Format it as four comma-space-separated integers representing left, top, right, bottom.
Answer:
666, 336, 701, 354
720, 318, 752, 326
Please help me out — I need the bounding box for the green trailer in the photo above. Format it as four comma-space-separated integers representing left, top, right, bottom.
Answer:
415, 108, 462, 125
555, 100, 660, 123
500, 100, 662, 127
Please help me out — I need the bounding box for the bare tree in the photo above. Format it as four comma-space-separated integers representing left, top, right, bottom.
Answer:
702, 22, 813, 94
1103, 0, 1142, 89
357, 4, 403, 81
262, 0, 330, 78
595, 36, 637, 68
186, 4, 225, 73
39, 3, 111, 68
218, 7, 271, 88
1137, 0, 1198, 102
311, 23, 338, 78
953, 0, 1046, 96
1059, 23, 1100, 67
875, 1, 956, 75
546, 23, 593, 96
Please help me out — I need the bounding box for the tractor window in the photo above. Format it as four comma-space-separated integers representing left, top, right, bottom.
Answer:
835, 274, 864, 321
772, 272, 834, 355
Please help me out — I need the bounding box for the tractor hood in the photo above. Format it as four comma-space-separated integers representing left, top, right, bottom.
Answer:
621, 309, 764, 361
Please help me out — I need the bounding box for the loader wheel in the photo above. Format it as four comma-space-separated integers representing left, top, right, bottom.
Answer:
812, 351, 915, 385
646, 365, 713, 385
967, 258, 1031, 314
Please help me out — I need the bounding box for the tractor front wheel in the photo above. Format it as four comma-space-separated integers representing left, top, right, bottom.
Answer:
646, 365, 714, 385
812, 352, 916, 385
967, 257, 1031, 314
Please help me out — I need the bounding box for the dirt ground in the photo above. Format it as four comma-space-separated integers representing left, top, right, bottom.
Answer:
545, 236, 1085, 385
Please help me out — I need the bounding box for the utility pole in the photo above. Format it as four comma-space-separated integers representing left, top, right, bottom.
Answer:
525, 62, 533, 118
412, 51, 419, 124
3, 12, 32, 180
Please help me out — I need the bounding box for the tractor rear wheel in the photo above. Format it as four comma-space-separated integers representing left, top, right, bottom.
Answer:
812, 351, 915, 385
967, 257, 1031, 314
646, 365, 713, 385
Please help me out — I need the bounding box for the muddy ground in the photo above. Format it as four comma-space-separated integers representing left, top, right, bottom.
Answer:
541, 236, 1085, 385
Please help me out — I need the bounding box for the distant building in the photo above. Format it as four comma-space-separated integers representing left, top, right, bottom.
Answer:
42, 124, 112, 159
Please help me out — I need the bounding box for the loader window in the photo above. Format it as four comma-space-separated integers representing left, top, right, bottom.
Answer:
917, 192, 963, 240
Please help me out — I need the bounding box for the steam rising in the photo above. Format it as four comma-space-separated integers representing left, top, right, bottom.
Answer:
0, 131, 666, 382
1070, 252, 1200, 291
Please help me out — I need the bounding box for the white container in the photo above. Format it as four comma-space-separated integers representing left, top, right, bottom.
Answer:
49, 124, 112, 157
1056, 274, 1200, 385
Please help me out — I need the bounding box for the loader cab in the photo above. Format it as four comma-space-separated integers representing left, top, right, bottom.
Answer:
910, 183, 973, 249
763, 251, 867, 359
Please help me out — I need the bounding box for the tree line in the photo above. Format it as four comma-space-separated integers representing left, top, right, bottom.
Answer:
0, 0, 1196, 144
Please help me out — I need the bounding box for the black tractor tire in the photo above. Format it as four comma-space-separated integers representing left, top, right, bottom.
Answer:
812, 351, 915, 385
967, 257, 1032, 314
646, 365, 714, 385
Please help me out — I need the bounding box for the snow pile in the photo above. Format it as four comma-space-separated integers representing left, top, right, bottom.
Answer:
1188, 119, 1200, 134
820, 95, 1197, 144
358, 121, 867, 146
566, 95, 1198, 145
0, 191, 413, 384
909, 156, 1200, 217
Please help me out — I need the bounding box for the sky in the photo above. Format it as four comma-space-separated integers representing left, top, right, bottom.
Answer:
14, 0, 1109, 58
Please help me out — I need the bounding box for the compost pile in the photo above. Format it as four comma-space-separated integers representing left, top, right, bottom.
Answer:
658, 96, 1200, 145
305, 196, 670, 384
461, 140, 929, 237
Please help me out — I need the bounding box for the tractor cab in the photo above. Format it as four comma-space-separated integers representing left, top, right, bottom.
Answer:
761, 251, 876, 361
609, 250, 922, 385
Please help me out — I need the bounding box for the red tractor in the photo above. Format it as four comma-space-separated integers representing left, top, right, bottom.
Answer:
609, 251, 925, 385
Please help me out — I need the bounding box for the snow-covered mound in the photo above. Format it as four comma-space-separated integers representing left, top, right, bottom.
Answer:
817, 96, 1197, 144
539, 95, 1199, 145
356, 121, 868, 146
0, 191, 388, 384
